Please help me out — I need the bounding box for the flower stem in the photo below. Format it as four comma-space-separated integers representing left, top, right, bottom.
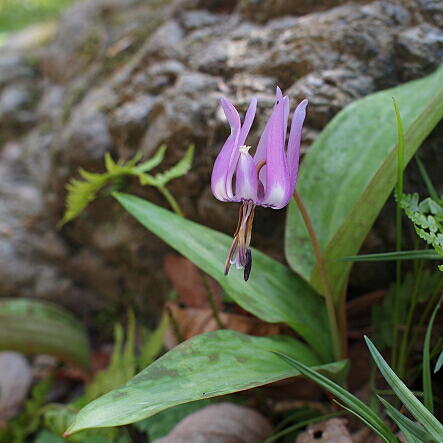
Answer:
201, 272, 225, 329
157, 185, 184, 216
293, 191, 343, 361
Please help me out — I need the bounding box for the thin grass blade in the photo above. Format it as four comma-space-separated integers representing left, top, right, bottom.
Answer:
378, 396, 432, 442
340, 250, 440, 262
415, 157, 440, 202
365, 336, 443, 441
274, 352, 397, 443
434, 350, 443, 374
423, 299, 441, 414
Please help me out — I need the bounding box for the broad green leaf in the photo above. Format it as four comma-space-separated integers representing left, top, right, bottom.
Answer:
286, 65, 443, 297
113, 192, 332, 360
0, 299, 90, 369
378, 396, 432, 443
66, 330, 346, 433
365, 336, 443, 441
423, 299, 441, 414
274, 352, 397, 443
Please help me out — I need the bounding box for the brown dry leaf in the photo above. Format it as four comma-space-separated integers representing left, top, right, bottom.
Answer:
164, 303, 285, 348
0, 352, 32, 421
296, 418, 352, 443
164, 254, 222, 309
352, 426, 383, 443
154, 402, 273, 443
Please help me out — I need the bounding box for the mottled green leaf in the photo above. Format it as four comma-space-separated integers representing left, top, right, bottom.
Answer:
0, 299, 90, 369
286, 65, 443, 297
113, 192, 331, 360
66, 330, 346, 433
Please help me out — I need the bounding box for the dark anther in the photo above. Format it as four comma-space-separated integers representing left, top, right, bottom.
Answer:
244, 248, 252, 281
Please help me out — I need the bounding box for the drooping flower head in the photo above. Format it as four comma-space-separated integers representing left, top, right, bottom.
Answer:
211, 88, 308, 281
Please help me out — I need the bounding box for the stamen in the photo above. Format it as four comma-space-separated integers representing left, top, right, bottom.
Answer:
256, 159, 266, 175
244, 249, 252, 281
239, 145, 251, 154
224, 201, 256, 281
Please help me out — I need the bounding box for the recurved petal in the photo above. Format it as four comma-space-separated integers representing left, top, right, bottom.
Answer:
211, 97, 241, 201
261, 98, 291, 209
221, 97, 242, 200
238, 97, 257, 147
254, 90, 289, 186
287, 99, 308, 195
211, 136, 237, 201
235, 146, 258, 202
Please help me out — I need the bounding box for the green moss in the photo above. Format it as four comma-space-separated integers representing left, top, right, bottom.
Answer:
0, 0, 77, 34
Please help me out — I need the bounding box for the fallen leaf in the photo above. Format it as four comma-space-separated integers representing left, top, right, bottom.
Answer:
0, 352, 32, 420
153, 402, 273, 443
164, 255, 223, 309
164, 303, 286, 348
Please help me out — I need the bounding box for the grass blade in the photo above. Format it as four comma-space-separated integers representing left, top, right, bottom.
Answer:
378, 396, 432, 442
365, 336, 443, 441
274, 352, 397, 443
434, 350, 443, 374
340, 250, 440, 262
423, 299, 441, 414
415, 157, 440, 202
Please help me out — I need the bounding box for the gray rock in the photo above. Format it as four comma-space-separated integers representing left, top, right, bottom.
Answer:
179, 10, 220, 30
395, 24, 443, 81
0, 84, 35, 130
145, 21, 185, 59
0, 53, 33, 87
109, 94, 156, 148
239, 0, 350, 22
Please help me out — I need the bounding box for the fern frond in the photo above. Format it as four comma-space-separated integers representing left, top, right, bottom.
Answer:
59, 172, 110, 228
401, 193, 443, 271
59, 144, 193, 227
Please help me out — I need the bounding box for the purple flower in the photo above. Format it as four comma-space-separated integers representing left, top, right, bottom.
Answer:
211, 87, 308, 281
